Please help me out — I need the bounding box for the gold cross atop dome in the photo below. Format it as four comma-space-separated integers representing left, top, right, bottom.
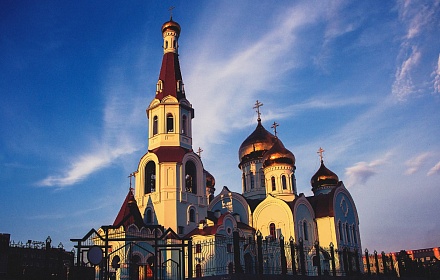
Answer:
168, 6, 175, 19
317, 147, 325, 162
271, 121, 279, 136
253, 100, 263, 121
128, 172, 136, 190
196, 147, 203, 158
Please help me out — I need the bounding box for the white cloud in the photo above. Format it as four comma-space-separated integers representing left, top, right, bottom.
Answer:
432, 54, 440, 94
405, 152, 430, 175
427, 161, 440, 176
344, 153, 392, 186
392, 46, 421, 101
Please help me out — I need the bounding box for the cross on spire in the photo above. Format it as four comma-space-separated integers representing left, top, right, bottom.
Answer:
168, 6, 175, 19
271, 121, 279, 136
253, 100, 263, 121
317, 147, 325, 162
128, 172, 136, 191
196, 147, 203, 158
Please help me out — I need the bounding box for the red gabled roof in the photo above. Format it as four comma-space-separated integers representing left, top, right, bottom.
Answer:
113, 189, 144, 229
156, 52, 185, 100
151, 146, 189, 163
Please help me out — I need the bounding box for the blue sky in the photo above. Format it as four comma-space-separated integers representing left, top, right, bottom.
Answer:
1, 0, 439, 253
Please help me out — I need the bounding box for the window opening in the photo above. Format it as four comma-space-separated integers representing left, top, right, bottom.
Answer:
271, 176, 276, 191
145, 161, 156, 194
166, 114, 174, 133
189, 208, 195, 223
182, 115, 187, 135
270, 223, 276, 238
282, 175, 287, 189
153, 116, 158, 135
303, 221, 309, 241
250, 172, 254, 189
260, 168, 265, 188
185, 161, 197, 194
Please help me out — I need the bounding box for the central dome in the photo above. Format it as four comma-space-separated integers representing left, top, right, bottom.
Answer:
238, 120, 277, 166
311, 160, 339, 191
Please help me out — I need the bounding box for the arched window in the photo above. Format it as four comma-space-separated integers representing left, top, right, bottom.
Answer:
269, 223, 276, 238
189, 208, 195, 223
166, 113, 174, 133
145, 161, 156, 194
250, 172, 254, 189
303, 221, 309, 241
346, 224, 351, 243
182, 115, 187, 135
260, 168, 265, 188
338, 221, 343, 241
271, 176, 276, 191
153, 116, 158, 135
242, 173, 246, 191
146, 208, 152, 224
282, 175, 287, 189
165, 40, 169, 49
185, 161, 197, 194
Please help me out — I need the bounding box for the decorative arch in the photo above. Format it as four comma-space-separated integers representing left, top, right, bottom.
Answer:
145, 161, 156, 194
188, 206, 196, 224
185, 161, 197, 194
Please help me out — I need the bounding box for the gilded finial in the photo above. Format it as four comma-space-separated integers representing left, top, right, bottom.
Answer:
196, 147, 203, 158
168, 6, 175, 20
317, 147, 325, 162
253, 100, 263, 121
271, 121, 279, 136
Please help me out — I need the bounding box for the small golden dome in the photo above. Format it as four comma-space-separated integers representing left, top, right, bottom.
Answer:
311, 160, 339, 190
262, 138, 295, 168
238, 120, 277, 166
162, 18, 181, 35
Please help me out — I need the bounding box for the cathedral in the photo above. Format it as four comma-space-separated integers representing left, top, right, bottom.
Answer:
75, 17, 363, 279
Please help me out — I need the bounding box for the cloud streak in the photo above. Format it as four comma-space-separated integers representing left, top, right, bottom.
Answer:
344, 152, 392, 186
428, 161, 440, 176
405, 152, 430, 175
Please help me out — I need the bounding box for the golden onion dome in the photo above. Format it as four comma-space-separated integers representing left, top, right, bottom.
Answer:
238, 120, 277, 166
311, 160, 339, 190
262, 138, 295, 168
204, 170, 215, 189
162, 18, 181, 35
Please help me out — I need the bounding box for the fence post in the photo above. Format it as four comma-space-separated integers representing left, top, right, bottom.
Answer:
374, 250, 379, 275
299, 238, 306, 275
233, 230, 243, 274
257, 231, 263, 275
187, 239, 193, 279
381, 251, 388, 275
365, 248, 371, 276
289, 237, 297, 275
389, 253, 395, 276
330, 243, 336, 276
314, 241, 321, 276
279, 235, 287, 274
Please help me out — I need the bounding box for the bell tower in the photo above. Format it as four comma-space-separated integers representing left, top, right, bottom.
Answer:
134, 17, 207, 237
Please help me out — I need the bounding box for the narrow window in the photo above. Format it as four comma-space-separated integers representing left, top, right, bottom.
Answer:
352, 227, 357, 244
153, 116, 158, 135
146, 209, 152, 224
166, 114, 174, 132
338, 222, 343, 241
291, 175, 296, 193
196, 264, 202, 278
165, 40, 168, 49
189, 208, 195, 223
173, 40, 176, 48
270, 223, 276, 238
271, 176, 276, 191
182, 115, 187, 135
346, 224, 351, 243
303, 221, 309, 241
260, 168, 265, 188
250, 172, 254, 189
145, 161, 156, 194
242, 173, 246, 191
185, 161, 197, 194
196, 244, 202, 253
282, 175, 287, 190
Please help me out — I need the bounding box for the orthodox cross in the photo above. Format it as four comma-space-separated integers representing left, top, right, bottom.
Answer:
128, 172, 135, 190
271, 121, 279, 136
197, 147, 203, 158
253, 100, 263, 121
168, 6, 175, 18
317, 147, 325, 162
